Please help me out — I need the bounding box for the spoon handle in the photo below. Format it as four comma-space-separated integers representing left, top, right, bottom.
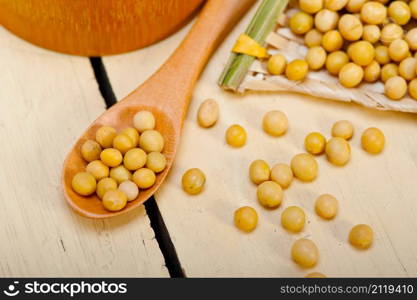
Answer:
134, 0, 256, 117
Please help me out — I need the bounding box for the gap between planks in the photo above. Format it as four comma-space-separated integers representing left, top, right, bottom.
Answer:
89, 57, 185, 278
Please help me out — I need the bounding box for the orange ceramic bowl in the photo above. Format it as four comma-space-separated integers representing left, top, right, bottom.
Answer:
0, 0, 204, 56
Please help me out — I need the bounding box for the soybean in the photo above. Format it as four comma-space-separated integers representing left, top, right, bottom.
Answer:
325, 137, 351, 166
249, 160, 270, 185
291, 238, 319, 268
197, 99, 219, 128
257, 181, 283, 208
181, 168, 205, 195
270, 163, 294, 189
291, 153, 318, 182
234, 206, 258, 232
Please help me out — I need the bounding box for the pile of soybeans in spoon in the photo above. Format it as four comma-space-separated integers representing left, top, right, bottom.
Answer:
71, 111, 167, 212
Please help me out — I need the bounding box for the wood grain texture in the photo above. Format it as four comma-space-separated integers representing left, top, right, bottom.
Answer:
0, 0, 203, 56
104, 1, 417, 277
0, 26, 168, 277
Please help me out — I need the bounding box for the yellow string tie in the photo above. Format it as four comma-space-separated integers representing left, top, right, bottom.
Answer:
232, 34, 268, 58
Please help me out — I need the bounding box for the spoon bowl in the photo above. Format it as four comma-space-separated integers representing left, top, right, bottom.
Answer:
63, 100, 177, 218
62, 0, 256, 218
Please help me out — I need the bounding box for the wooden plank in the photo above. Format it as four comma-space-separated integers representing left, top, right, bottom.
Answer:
103, 3, 417, 277
0, 26, 168, 277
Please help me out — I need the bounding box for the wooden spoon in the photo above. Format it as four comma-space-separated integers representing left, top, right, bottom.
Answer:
62, 0, 256, 218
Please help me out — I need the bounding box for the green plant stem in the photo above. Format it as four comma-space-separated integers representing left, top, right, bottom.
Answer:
218, 0, 288, 91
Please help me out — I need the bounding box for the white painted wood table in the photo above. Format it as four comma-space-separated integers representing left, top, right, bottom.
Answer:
0, 27, 167, 277
2, 0, 417, 278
